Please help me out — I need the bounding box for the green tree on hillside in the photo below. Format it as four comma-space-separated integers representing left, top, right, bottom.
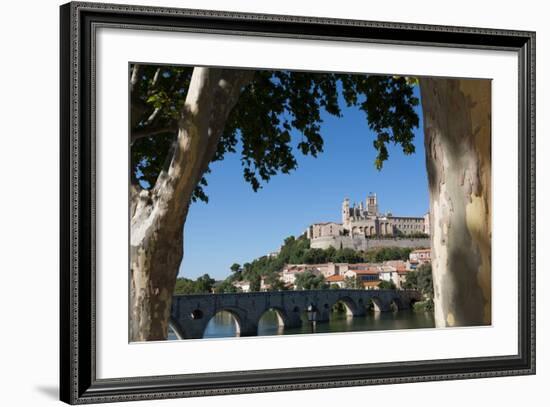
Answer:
174, 273, 215, 295
294, 272, 327, 290
343, 276, 363, 289
214, 279, 238, 293
403, 263, 433, 298
378, 280, 396, 290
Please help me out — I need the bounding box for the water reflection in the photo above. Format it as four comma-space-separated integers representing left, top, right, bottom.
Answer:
258, 312, 286, 336
203, 311, 240, 338
167, 309, 435, 340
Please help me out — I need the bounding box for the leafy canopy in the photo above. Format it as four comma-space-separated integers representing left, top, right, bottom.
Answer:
131, 65, 419, 202
174, 273, 215, 295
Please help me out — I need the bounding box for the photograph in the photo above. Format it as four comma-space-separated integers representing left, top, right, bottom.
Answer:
129, 64, 492, 342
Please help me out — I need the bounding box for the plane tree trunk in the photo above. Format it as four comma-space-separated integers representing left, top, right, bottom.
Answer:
129, 67, 253, 341
419, 78, 492, 327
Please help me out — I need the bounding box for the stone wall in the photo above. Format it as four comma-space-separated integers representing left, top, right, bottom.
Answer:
309, 236, 430, 251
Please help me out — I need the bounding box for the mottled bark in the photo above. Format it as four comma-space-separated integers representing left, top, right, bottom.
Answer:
129, 68, 253, 341
420, 78, 491, 327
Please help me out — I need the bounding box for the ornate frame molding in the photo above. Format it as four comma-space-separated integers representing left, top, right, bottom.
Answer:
60, 2, 535, 404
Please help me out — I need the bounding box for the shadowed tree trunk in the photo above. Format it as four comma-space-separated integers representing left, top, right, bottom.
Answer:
129, 67, 253, 341
419, 78, 492, 327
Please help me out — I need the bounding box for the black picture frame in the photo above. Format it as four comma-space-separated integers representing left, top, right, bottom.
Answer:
60, 1, 536, 404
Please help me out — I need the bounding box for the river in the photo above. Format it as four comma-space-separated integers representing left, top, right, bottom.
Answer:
168, 309, 435, 340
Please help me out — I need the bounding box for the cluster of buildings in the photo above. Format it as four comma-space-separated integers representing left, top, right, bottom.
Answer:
306, 193, 430, 251
232, 248, 431, 292
230, 193, 432, 293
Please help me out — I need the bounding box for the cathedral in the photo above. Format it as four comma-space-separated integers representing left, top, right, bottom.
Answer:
306, 193, 429, 246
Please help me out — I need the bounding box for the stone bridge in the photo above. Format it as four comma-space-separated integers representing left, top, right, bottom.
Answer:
170, 289, 422, 339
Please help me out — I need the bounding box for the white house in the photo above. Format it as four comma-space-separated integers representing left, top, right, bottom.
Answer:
378, 265, 397, 282
325, 274, 345, 288
409, 248, 431, 267
232, 280, 251, 292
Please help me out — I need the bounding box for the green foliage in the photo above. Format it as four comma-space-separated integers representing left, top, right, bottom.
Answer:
130, 65, 193, 190
403, 263, 434, 300
277, 235, 311, 264
378, 280, 397, 290
131, 65, 419, 200
263, 272, 288, 291
174, 238, 424, 295
174, 273, 215, 295
413, 299, 434, 312
332, 302, 347, 312
332, 248, 363, 263
344, 276, 362, 289
173, 277, 196, 295
276, 237, 412, 266
214, 279, 238, 293
249, 275, 261, 292
363, 247, 412, 263
294, 271, 327, 290
215, 234, 420, 292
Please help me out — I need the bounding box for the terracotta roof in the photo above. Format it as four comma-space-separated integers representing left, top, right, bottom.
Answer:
384, 260, 407, 271
362, 281, 381, 287
326, 275, 345, 282
349, 263, 371, 268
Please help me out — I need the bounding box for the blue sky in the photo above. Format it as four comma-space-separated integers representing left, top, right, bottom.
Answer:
179, 85, 428, 280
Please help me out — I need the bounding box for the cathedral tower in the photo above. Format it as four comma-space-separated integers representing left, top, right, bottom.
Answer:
367, 193, 378, 216
342, 198, 350, 225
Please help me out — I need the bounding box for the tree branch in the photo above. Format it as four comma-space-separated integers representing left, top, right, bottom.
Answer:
137, 68, 253, 227
197, 69, 255, 179
149, 68, 222, 217
131, 123, 178, 144
130, 64, 141, 92
150, 67, 162, 89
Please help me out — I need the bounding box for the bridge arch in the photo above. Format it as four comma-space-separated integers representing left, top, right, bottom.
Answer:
409, 297, 419, 309
392, 296, 412, 311
190, 309, 204, 320
168, 318, 185, 340
257, 306, 297, 335
370, 296, 387, 313
332, 296, 360, 317
203, 308, 244, 338
390, 297, 408, 311
258, 306, 290, 328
